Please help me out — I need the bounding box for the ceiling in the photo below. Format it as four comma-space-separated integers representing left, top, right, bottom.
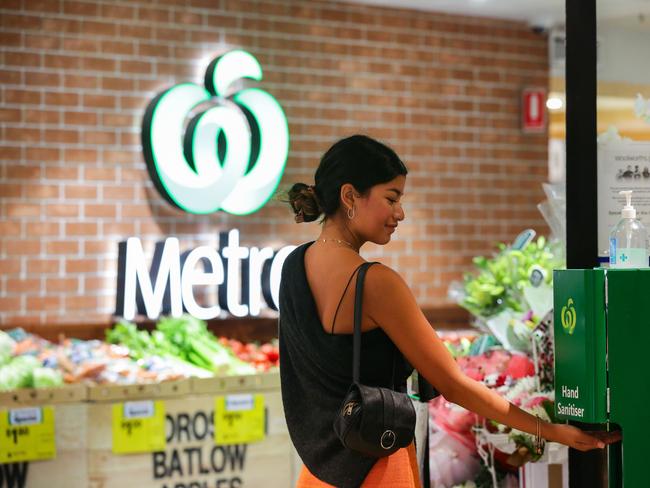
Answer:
345, 0, 650, 29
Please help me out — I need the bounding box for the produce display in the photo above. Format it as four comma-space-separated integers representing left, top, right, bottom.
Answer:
0, 316, 279, 391
438, 235, 565, 488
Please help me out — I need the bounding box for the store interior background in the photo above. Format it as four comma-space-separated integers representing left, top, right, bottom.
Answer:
0, 0, 647, 332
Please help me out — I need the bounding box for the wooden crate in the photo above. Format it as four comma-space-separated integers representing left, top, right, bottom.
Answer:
0, 385, 88, 488
87, 373, 293, 488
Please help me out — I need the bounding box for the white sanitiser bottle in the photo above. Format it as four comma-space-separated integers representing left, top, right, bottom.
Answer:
609, 190, 649, 268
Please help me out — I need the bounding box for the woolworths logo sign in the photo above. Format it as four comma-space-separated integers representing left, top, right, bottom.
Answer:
142, 50, 289, 215
560, 298, 577, 335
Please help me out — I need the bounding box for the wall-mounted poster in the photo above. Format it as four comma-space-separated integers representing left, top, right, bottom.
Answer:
597, 132, 650, 256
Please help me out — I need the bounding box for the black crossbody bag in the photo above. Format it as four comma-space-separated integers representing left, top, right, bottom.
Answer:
333, 262, 416, 458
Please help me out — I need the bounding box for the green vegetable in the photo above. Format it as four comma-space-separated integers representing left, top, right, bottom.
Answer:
0, 355, 41, 391
156, 315, 255, 375
0, 330, 15, 366
107, 316, 255, 376
32, 367, 63, 388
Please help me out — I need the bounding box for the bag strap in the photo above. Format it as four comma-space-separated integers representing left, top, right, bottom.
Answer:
352, 261, 377, 383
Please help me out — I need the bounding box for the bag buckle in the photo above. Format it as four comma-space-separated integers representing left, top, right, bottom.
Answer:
380, 429, 396, 450
343, 401, 358, 416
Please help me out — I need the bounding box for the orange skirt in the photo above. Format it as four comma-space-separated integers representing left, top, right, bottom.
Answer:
296, 443, 421, 488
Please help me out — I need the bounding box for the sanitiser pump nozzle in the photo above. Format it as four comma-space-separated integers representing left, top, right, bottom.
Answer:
620, 190, 636, 219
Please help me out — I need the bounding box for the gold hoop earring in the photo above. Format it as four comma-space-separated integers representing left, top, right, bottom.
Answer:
347, 206, 356, 220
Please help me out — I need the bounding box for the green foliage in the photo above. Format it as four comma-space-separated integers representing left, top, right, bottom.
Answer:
461, 237, 564, 318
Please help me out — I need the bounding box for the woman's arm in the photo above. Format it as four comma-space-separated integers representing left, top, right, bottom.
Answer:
365, 265, 617, 451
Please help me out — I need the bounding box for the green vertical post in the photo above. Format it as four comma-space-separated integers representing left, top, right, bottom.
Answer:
554, 269, 607, 424
606, 269, 650, 487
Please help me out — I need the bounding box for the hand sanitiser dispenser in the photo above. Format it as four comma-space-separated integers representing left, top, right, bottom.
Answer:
609, 190, 648, 269
554, 269, 650, 486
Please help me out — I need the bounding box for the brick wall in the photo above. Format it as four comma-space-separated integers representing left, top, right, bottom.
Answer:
0, 0, 549, 326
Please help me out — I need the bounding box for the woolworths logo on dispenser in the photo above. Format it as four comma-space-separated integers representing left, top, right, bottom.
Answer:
142, 50, 289, 215
560, 298, 577, 335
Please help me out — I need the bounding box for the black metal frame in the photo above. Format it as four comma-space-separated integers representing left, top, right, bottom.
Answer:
566, 1, 611, 487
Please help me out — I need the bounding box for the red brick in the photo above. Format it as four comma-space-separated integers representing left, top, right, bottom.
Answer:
0, 107, 21, 122
0, 69, 21, 85
82, 57, 117, 73
26, 296, 62, 312
100, 4, 136, 20
6, 203, 40, 218
84, 240, 113, 255
46, 240, 80, 254
63, 1, 100, 16
83, 94, 117, 109
65, 185, 98, 199
85, 167, 116, 181
122, 204, 151, 218
0, 258, 22, 274
64, 295, 99, 310
81, 20, 116, 36
45, 91, 80, 106
44, 129, 80, 144
0, 297, 22, 312
24, 34, 61, 50
5, 89, 41, 105
64, 149, 98, 163
65, 258, 97, 273
45, 167, 79, 180
4, 239, 41, 255
4, 51, 41, 67
46, 204, 79, 217
63, 74, 100, 90
6, 278, 40, 294
85, 204, 116, 218
26, 222, 60, 237
119, 24, 152, 40
26, 259, 59, 274
120, 60, 152, 74
22, 184, 59, 199
82, 131, 117, 145
46, 278, 79, 293
101, 76, 135, 91
44, 54, 82, 70
65, 222, 98, 236
0, 32, 23, 47
103, 185, 135, 200
24, 109, 59, 124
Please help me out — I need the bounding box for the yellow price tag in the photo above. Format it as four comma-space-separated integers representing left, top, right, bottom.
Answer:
112, 400, 166, 454
215, 394, 265, 445
0, 407, 56, 463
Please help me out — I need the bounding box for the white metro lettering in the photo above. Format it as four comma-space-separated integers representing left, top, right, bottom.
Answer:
115, 229, 296, 320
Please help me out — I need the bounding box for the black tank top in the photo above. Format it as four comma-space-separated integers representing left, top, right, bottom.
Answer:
279, 242, 413, 487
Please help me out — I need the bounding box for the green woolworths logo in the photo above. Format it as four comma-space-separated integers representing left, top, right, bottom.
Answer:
561, 298, 577, 335
141, 50, 289, 215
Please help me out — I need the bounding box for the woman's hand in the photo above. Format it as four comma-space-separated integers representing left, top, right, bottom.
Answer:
548, 423, 621, 452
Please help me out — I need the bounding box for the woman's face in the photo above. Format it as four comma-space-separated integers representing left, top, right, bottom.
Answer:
354, 175, 406, 245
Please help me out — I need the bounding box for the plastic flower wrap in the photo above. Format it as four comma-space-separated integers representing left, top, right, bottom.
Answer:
452, 236, 562, 355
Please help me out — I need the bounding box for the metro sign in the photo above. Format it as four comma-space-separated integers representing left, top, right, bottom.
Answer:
115, 230, 296, 320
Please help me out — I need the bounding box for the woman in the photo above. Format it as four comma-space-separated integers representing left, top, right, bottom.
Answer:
279, 135, 618, 488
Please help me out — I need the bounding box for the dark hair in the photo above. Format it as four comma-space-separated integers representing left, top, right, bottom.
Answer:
288, 135, 408, 223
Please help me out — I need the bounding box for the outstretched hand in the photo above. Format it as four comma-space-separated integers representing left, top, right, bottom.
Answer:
552, 424, 621, 452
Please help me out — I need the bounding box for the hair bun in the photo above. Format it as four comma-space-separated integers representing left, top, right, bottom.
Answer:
287, 183, 321, 223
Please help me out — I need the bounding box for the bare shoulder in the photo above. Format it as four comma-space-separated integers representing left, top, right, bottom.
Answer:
364, 263, 418, 324
366, 263, 409, 294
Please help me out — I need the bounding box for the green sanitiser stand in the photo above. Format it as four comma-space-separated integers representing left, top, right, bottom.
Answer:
554, 269, 649, 487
